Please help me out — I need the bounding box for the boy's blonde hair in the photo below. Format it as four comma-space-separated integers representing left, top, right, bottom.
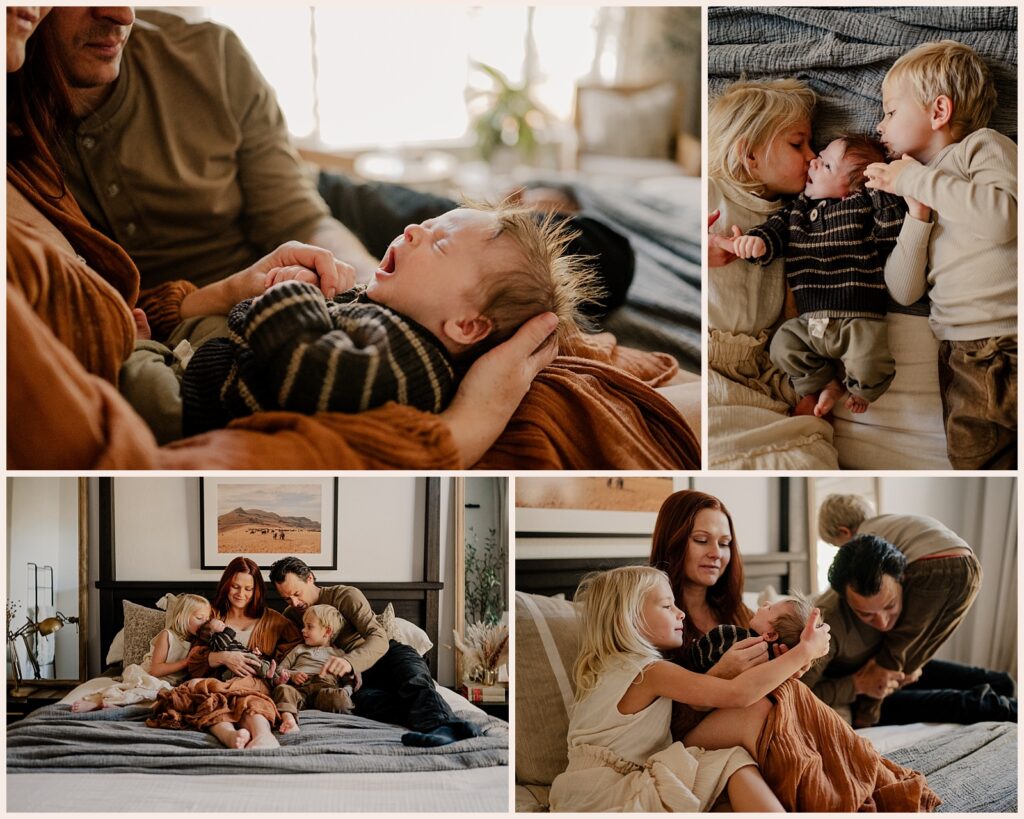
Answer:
468, 202, 604, 359
572, 566, 668, 702
884, 40, 997, 139
166, 594, 210, 641
304, 603, 342, 637
709, 77, 816, 193
818, 493, 875, 545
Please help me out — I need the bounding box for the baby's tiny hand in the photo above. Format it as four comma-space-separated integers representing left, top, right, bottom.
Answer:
291, 671, 310, 685
265, 265, 320, 288
733, 234, 766, 260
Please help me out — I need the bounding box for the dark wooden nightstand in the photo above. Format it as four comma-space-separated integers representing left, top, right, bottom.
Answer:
7, 684, 75, 724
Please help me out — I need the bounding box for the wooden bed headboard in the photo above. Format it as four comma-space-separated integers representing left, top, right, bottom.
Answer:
96, 478, 443, 675
516, 552, 808, 601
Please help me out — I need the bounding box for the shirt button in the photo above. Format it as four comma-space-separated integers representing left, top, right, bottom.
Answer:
125, 222, 137, 236
81, 136, 96, 149
107, 183, 120, 197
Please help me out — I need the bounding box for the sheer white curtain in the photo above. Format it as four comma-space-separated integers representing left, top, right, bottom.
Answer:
936, 477, 1017, 677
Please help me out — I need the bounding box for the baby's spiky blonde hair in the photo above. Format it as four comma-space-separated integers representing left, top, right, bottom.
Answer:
465, 200, 605, 359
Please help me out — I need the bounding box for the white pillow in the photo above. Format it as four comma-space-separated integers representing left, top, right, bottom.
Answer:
105, 629, 125, 665
395, 616, 433, 656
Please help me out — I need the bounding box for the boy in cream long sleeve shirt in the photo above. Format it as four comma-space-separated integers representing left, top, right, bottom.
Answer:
865, 40, 1016, 469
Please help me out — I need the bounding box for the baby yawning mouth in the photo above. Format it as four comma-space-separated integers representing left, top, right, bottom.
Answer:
377, 244, 397, 277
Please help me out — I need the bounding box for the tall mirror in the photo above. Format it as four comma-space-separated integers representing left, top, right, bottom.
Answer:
453, 477, 508, 685
6, 477, 88, 690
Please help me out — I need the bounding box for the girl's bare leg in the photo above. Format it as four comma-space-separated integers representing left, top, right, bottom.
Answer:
242, 712, 279, 748
684, 697, 771, 757
726, 765, 785, 812
209, 720, 251, 749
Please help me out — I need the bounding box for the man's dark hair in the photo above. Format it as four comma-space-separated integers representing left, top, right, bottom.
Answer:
269, 556, 314, 585
828, 534, 907, 597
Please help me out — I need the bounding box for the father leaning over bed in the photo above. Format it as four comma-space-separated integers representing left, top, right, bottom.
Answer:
804, 493, 1017, 728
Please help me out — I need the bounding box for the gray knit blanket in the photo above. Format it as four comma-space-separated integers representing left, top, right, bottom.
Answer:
709, 6, 1018, 144
7, 703, 508, 775
884, 721, 1016, 812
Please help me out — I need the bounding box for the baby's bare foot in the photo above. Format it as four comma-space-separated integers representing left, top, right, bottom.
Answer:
246, 731, 280, 749
71, 700, 100, 713
131, 308, 152, 340
814, 380, 846, 417
232, 728, 251, 749
279, 712, 300, 734
844, 394, 870, 413
792, 394, 818, 417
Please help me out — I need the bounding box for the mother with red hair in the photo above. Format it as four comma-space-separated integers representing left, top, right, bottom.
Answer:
148, 557, 301, 749
649, 490, 940, 811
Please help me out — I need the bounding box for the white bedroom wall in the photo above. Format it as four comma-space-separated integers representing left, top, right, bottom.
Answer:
102, 477, 463, 683
8, 477, 80, 680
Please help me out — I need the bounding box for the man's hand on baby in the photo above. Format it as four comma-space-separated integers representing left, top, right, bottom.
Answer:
248, 241, 356, 299
264, 258, 356, 297
863, 154, 921, 195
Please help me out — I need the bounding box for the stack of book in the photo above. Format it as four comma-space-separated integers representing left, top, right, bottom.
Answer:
459, 682, 506, 703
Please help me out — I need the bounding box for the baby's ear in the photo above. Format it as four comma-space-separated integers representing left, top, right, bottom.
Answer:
762, 629, 779, 643
443, 315, 493, 346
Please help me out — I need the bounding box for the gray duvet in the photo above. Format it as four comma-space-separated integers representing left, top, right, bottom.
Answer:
7, 703, 508, 775
709, 6, 1017, 145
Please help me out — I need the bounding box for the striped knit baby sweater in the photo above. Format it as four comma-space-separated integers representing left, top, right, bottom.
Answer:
689, 624, 778, 672
747, 189, 906, 319
181, 281, 455, 435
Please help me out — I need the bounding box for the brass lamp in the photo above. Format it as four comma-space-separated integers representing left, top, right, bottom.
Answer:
8, 611, 79, 696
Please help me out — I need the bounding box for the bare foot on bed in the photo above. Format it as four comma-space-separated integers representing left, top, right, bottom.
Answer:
792, 394, 818, 417
71, 700, 100, 713
231, 728, 251, 749
246, 731, 280, 749
131, 308, 152, 341
844, 394, 870, 413
279, 712, 300, 734
814, 380, 846, 417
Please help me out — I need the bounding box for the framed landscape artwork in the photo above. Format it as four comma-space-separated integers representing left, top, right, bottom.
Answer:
200, 478, 339, 569
515, 476, 692, 537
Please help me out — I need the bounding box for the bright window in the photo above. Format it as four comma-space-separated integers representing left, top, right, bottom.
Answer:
206, 6, 604, 151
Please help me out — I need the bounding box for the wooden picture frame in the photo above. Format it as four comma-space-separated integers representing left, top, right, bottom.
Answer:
199, 477, 339, 570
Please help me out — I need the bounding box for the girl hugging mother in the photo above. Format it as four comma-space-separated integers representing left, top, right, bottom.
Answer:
146, 557, 301, 749
550, 490, 941, 812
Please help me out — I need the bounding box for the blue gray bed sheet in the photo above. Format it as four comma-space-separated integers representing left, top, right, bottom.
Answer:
7, 702, 508, 775
709, 6, 1017, 145
571, 181, 701, 372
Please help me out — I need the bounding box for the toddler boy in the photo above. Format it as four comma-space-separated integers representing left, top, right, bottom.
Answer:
122, 205, 597, 440
864, 40, 1017, 469
690, 594, 819, 672
273, 604, 359, 734
723, 135, 915, 417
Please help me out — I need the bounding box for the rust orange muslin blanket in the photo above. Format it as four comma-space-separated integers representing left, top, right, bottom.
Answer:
757, 680, 941, 812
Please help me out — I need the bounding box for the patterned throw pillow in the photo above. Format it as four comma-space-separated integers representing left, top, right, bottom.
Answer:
374, 602, 434, 655
122, 600, 168, 667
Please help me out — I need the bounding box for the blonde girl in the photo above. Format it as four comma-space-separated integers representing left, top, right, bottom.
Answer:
72, 594, 211, 713
548, 566, 829, 812
707, 79, 816, 409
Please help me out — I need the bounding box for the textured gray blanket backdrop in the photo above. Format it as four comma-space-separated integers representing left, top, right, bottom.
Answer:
709, 6, 1017, 144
